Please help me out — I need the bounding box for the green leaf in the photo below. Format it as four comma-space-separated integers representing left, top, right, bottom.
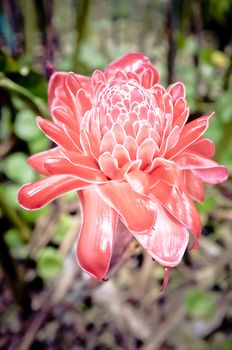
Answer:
185, 289, 216, 320
3, 184, 19, 209
28, 133, 50, 154
4, 228, 27, 259
37, 247, 63, 280
14, 109, 41, 141
3, 152, 36, 184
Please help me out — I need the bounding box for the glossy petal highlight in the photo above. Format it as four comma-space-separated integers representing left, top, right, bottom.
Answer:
77, 187, 119, 279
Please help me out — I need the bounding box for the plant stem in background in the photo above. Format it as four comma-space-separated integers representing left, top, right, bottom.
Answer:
72, 0, 90, 72
166, 0, 178, 84
20, 0, 36, 65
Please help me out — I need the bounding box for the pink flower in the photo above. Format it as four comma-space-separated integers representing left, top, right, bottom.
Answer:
18, 53, 228, 284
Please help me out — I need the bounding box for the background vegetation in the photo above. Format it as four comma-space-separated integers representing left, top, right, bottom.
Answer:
0, 1, 232, 349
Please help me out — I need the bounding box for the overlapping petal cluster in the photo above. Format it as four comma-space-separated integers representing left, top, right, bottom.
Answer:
18, 53, 228, 283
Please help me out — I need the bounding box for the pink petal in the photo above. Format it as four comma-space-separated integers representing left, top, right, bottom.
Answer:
104, 52, 156, 79
91, 69, 106, 89
192, 167, 229, 184
136, 123, 150, 145
97, 181, 157, 234
98, 152, 120, 179
28, 147, 61, 175
62, 151, 99, 170
123, 136, 138, 160
36, 117, 78, 151
111, 122, 126, 144
100, 130, 117, 154
76, 89, 92, 115
158, 125, 180, 157
151, 180, 201, 239
187, 137, 215, 157
48, 72, 67, 110
185, 170, 204, 202
173, 105, 189, 131
43, 157, 107, 183
76, 74, 92, 96
141, 68, 155, 89
174, 151, 229, 184
77, 187, 118, 279
62, 124, 82, 152
134, 204, 189, 267
18, 175, 91, 210
167, 82, 186, 103
112, 144, 130, 168
166, 114, 213, 159
137, 138, 157, 169
52, 106, 78, 130
125, 170, 150, 194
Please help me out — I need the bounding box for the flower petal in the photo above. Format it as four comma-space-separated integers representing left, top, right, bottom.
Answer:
36, 117, 78, 151
151, 180, 201, 239
44, 157, 108, 183
184, 170, 204, 202
97, 181, 157, 234
105, 52, 154, 78
166, 114, 213, 159
28, 147, 61, 175
48, 72, 67, 110
134, 204, 189, 267
168, 82, 186, 103
187, 137, 215, 157
192, 167, 229, 184
18, 175, 91, 210
98, 152, 120, 179
105, 52, 159, 83
174, 150, 226, 170
77, 187, 118, 279
173, 151, 229, 183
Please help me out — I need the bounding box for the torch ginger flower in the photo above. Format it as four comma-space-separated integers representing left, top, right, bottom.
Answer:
18, 53, 228, 285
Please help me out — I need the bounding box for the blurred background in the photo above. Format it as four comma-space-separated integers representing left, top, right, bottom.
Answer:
0, 1, 232, 349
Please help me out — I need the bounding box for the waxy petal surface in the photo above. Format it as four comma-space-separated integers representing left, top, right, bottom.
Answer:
134, 204, 189, 267
18, 175, 91, 210
77, 187, 118, 279
97, 181, 157, 233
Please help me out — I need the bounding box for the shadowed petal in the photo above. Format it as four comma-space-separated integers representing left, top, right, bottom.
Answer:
77, 187, 119, 279
97, 181, 157, 234
134, 204, 189, 267
151, 180, 201, 239
185, 170, 204, 202
18, 175, 91, 210
187, 137, 215, 157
